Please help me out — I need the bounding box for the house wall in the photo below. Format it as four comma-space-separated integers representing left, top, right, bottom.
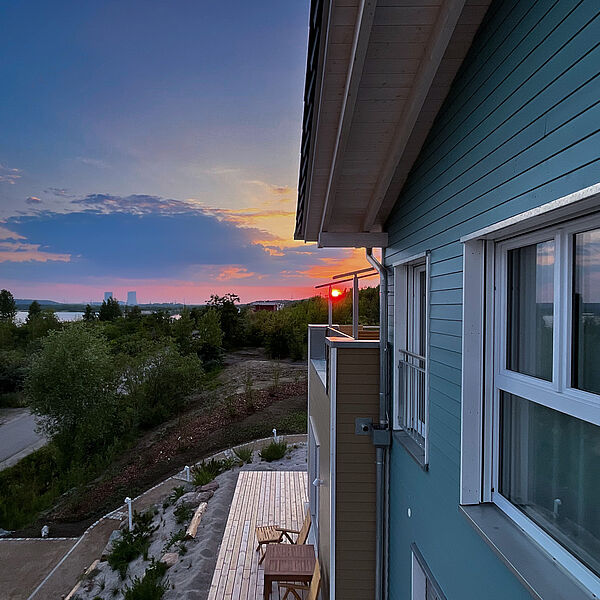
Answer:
308, 361, 331, 595
383, 1, 600, 599
335, 346, 380, 599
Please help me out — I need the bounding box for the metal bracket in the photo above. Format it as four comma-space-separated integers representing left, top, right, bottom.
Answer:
355, 417, 373, 436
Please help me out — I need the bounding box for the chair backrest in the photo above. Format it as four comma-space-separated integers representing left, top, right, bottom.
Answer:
307, 560, 321, 600
295, 511, 311, 545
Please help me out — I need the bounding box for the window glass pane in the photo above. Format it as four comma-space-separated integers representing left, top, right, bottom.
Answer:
507, 240, 554, 380
573, 228, 600, 394
500, 392, 600, 577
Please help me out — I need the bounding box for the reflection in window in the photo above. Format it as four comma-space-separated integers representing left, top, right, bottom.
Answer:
507, 241, 554, 381
573, 228, 600, 394
500, 393, 600, 578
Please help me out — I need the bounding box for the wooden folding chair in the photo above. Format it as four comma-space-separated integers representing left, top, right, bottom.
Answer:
279, 559, 321, 600
256, 510, 311, 564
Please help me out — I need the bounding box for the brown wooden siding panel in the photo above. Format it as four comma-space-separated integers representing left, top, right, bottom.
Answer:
308, 363, 331, 596
334, 346, 380, 599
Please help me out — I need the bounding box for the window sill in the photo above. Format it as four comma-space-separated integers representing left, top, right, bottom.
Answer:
393, 430, 427, 470
460, 504, 596, 600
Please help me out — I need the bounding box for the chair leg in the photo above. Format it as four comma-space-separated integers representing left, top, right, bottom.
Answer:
281, 588, 303, 600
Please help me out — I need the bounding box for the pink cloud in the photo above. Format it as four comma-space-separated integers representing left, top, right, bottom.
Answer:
0, 241, 70, 263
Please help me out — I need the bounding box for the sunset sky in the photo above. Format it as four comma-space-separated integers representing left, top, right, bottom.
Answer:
0, 1, 368, 304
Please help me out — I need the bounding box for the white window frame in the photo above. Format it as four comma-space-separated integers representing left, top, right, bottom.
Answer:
411, 544, 446, 600
460, 186, 600, 596
393, 252, 431, 464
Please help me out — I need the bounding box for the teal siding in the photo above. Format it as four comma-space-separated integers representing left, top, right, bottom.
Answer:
384, 1, 600, 598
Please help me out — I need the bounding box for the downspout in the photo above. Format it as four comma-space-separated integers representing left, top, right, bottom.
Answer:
366, 248, 390, 600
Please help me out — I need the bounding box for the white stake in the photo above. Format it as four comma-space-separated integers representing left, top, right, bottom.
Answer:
124, 497, 133, 531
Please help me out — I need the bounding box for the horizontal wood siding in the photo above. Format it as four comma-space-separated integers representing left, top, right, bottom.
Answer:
335, 347, 379, 599
308, 363, 331, 597
384, 1, 600, 599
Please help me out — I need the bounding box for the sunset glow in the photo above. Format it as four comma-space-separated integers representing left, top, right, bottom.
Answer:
0, 2, 374, 304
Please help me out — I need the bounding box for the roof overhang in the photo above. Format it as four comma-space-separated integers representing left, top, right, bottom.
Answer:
295, 0, 491, 247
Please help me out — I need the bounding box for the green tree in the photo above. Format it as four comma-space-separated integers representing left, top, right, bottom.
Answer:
172, 307, 195, 355
125, 305, 142, 321
195, 308, 223, 362
27, 300, 42, 321
25, 324, 122, 459
122, 345, 203, 429
82, 304, 96, 321
99, 297, 122, 321
207, 293, 243, 350
0, 289, 17, 323
25, 310, 61, 344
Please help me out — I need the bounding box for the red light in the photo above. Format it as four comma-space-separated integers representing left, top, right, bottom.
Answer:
330, 288, 342, 298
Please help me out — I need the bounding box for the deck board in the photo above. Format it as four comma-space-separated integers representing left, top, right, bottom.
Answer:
208, 471, 308, 600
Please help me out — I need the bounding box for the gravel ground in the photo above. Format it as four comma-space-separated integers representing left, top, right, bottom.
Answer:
73, 442, 307, 600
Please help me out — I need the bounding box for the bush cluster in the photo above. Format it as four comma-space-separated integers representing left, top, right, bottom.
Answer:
108, 510, 158, 579
123, 559, 168, 600
259, 440, 288, 462
191, 457, 236, 486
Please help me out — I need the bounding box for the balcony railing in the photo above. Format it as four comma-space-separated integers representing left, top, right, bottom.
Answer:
309, 324, 380, 391
397, 349, 426, 449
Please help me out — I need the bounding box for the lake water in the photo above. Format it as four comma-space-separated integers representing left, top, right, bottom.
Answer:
15, 311, 84, 323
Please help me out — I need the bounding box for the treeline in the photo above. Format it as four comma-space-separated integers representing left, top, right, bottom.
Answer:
0, 287, 377, 529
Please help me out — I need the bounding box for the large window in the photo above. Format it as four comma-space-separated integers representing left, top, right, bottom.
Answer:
493, 216, 600, 586
394, 255, 430, 466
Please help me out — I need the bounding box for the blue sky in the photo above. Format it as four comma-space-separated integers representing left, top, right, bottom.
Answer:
0, 1, 363, 303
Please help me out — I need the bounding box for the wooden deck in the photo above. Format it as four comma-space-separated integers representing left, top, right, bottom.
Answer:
208, 470, 308, 600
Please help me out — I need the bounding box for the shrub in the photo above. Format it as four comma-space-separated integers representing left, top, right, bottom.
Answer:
174, 503, 193, 525
259, 440, 288, 462
108, 510, 157, 578
191, 457, 232, 486
125, 346, 203, 430
168, 486, 186, 505
163, 527, 187, 553
233, 444, 253, 464
123, 559, 168, 600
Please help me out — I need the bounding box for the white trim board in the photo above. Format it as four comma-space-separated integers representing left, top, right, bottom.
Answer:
460, 183, 600, 243
329, 347, 337, 600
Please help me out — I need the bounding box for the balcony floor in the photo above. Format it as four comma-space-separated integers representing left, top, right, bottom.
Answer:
208, 470, 308, 600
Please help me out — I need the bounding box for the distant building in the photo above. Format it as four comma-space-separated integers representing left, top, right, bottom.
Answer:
126, 291, 138, 305
103, 291, 113, 302
249, 301, 283, 312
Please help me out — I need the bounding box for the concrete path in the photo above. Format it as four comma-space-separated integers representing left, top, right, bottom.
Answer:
0, 409, 46, 471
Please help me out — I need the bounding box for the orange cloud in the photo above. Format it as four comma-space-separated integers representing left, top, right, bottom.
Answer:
216, 266, 257, 281
0, 241, 71, 263
287, 249, 378, 283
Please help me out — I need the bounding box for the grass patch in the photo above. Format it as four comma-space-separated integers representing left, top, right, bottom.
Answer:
259, 440, 288, 462
173, 503, 194, 525
108, 510, 157, 579
191, 456, 235, 486
123, 559, 168, 600
233, 444, 253, 464
0, 436, 134, 531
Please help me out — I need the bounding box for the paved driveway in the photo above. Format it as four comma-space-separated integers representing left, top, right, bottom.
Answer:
0, 409, 46, 470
